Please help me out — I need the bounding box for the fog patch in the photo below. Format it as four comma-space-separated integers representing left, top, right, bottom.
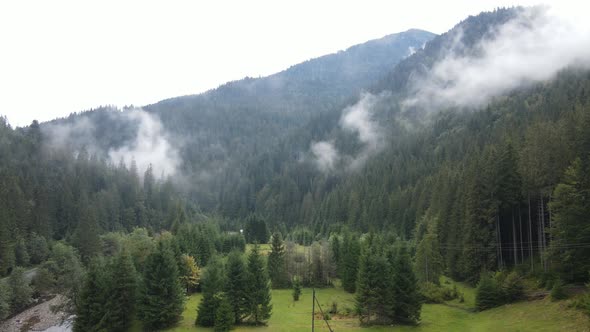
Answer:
108, 109, 180, 177
404, 6, 590, 111
310, 93, 385, 172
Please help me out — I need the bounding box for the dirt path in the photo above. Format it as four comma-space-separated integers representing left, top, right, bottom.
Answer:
0, 295, 71, 332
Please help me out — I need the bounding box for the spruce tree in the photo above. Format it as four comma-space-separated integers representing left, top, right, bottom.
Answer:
267, 232, 288, 288
341, 234, 360, 293
390, 246, 421, 324
246, 244, 272, 324
103, 250, 138, 332
74, 258, 107, 332
214, 294, 234, 332
355, 243, 393, 325
138, 242, 185, 330
196, 256, 226, 327
225, 251, 248, 324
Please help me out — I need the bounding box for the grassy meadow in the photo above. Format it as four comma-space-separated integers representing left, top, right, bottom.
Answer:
129, 278, 590, 332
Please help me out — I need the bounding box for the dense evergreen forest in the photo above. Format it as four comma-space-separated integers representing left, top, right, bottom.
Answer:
1, 5, 590, 331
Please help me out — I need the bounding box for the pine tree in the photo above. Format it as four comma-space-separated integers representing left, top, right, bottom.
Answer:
390, 246, 421, 324
103, 250, 138, 332
225, 251, 248, 324
267, 232, 288, 288
74, 258, 107, 332
214, 294, 234, 332
138, 242, 185, 330
246, 244, 272, 324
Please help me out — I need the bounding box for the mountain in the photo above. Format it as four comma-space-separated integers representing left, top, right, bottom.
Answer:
39, 29, 435, 209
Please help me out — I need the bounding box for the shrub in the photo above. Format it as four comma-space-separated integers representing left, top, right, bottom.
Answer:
475, 273, 502, 311
502, 272, 524, 302
420, 282, 459, 303
292, 277, 302, 301
551, 280, 568, 301
329, 301, 338, 314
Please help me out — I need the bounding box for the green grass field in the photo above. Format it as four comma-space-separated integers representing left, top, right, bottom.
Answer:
130, 280, 590, 332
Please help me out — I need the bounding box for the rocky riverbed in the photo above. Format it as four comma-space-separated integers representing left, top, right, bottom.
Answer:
0, 295, 72, 332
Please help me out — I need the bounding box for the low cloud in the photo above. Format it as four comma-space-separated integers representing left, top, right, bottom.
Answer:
404, 6, 590, 111
310, 141, 339, 172
310, 93, 385, 172
108, 109, 180, 177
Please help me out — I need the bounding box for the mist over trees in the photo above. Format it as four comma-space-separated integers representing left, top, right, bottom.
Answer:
1, 5, 590, 331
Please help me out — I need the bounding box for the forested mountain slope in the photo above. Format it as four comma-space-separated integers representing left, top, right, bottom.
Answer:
39, 29, 434, 210
237, 7, 590, 284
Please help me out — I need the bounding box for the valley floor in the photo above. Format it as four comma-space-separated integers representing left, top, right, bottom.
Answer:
131, 280, 590, 332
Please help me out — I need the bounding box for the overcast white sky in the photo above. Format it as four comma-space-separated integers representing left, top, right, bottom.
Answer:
0, 0, 581, 126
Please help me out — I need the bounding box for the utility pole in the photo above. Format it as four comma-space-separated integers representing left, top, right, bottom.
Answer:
312, 288, 315, 332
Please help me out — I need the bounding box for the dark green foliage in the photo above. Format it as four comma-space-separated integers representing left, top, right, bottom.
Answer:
0, 281, 9, 320
292, 277, 302, 301
14, 236, 29, 267
244, 215, 269, 244
551, 280, 568, 301
74, 258, 107, 332
197, 256, 226, 327
8, 267, 32, 314
214, 295, 234, 332
268, 232, 288, 288
355, 247, 394, 325
341, 233, 360, 293
225, 251, 248, 324
31, 267, 55, 298
103, 250, 138, 332
501, 272, 524, 302
138, 242, 185, 330
414, 217, 444, 284
549, 158, 590, 282
419, 282, 460, 304
28, 233, 49, 265
475, 273, 502, 311
246, 244, 272, 324
48, 243, 85, 311
390, 246, 421, 324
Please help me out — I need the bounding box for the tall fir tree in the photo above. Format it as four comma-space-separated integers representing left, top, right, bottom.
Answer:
246, 244, 272, 324
138, 241, 185, 330
214, 294, 234, 332
74, 258, 107, 332
103, 250, 138, 332
390, 246, 421, 324
225, 251, 248, 324
549, 158, 590, 281
267, 232, 288, 288
196, 255, 226, 327
414, 218, 444, 284
341, 233, 360, 293
355, 246, 394, 325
